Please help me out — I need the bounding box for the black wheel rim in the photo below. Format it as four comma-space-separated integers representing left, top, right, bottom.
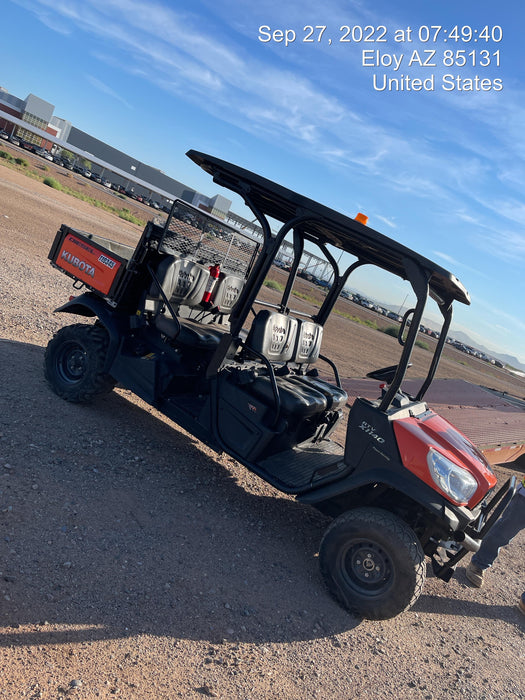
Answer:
339, 539, 393, 597
55, 341, 88, 384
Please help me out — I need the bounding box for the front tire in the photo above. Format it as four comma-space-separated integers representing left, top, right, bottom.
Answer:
319, 507, 426, 620
44, 323, 116, 403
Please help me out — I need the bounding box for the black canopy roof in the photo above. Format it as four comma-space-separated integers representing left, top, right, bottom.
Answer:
187, 150, 470, 306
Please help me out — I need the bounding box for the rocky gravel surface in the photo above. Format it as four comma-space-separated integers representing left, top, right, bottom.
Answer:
0, 160, 524, 699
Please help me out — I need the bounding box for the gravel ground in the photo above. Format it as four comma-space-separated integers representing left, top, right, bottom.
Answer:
0, 159, 524, 700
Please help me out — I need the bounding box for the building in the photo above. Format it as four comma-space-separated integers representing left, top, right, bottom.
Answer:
0, 87, 332, 275
0, 87, 231, 215
0, 89, 57, 149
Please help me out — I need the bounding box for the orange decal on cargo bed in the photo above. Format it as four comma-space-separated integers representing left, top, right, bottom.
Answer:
56, 234, 122, 295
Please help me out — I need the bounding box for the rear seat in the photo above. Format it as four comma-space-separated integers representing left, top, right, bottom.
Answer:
155, 315, 226, 348
146, 254, 245, 347
145, 254, 210, 313
210, 273, 245, 315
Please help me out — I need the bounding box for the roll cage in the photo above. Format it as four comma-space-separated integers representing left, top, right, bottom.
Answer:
187, 150, 470, 410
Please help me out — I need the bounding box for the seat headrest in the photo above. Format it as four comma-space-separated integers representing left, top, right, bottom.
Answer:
246, 310, 298, 363
148, 255, 210, 307
210, 273, 244, 315
294, 319, 323, 365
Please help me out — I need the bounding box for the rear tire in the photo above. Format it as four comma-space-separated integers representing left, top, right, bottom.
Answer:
319, 507, 426, 620
44, 323, 116, 403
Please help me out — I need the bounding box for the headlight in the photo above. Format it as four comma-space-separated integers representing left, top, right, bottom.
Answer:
427, 448, 478, 504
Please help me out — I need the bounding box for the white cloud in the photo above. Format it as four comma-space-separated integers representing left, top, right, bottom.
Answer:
432, 251, 490, 279
85, 75, 133, 109
475, 229, 525, 264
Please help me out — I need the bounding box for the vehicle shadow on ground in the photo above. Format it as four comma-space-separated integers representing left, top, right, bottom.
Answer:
414, 591, 525, 627
0, 339, 360, 648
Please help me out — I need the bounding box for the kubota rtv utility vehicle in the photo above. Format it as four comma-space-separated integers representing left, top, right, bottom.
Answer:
44, 151, 515, 619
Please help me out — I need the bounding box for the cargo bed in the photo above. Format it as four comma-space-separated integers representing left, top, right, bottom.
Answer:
48, 225, 134, 299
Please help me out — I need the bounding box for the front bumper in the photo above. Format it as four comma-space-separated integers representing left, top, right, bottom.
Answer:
431, 476, 516, 581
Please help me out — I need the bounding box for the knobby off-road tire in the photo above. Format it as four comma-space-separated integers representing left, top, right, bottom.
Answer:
319, 507, 426, 620
44, 323, 116, 403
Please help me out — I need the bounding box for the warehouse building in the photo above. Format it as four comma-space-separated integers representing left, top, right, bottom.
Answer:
0, 87, 230, 216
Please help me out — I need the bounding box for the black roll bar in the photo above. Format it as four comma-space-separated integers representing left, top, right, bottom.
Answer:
379, 258, 430, 411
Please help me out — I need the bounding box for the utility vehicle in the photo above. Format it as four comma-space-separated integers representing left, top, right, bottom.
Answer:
44, 150, 515, 619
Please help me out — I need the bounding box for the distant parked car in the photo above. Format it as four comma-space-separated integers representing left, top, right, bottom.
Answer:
102, 179, 112, 188
8, 134, 20, 146
0, 129, 9, 140
91, 173, 102, 183
20, 139, 37, 153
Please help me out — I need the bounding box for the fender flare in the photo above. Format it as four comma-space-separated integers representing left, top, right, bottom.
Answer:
298, 464, 464, 532
54, 293, 126, 372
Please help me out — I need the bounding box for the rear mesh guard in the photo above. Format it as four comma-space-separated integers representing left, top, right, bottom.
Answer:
159, 201, 259, 277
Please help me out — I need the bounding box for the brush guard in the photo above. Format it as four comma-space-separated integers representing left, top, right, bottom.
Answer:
431, 476, 516, 581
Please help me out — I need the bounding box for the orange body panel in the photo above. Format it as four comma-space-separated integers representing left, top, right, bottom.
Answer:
56, 233, 122, 296
393, 410, 497, 508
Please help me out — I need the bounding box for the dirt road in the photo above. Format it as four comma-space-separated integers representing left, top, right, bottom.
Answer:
0, 160, 524, 699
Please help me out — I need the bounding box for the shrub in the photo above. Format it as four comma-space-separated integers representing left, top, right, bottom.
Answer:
382, 325, 399, 338
264, 279, 284, 291
0, 150, 14, 161
416, 339, 429, 351
43, 177, 63, 190
335, 310, 378, 329
14, 157, 28, 167
118, 209, 143, 225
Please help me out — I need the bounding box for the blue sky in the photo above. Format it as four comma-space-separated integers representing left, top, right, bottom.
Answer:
2, 0, 524, 364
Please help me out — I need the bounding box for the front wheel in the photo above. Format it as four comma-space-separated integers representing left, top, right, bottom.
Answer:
44, 323, 116, 403
319, 507, 426, 620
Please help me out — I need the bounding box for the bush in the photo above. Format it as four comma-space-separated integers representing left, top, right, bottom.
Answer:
382, 326, 399, 338
264, 279, 284, 291
416, 340, 429, 351
0, 150, 14, 161
15, 157, 28, 167
43, 177, 63, 190
118, 209, 143, 225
